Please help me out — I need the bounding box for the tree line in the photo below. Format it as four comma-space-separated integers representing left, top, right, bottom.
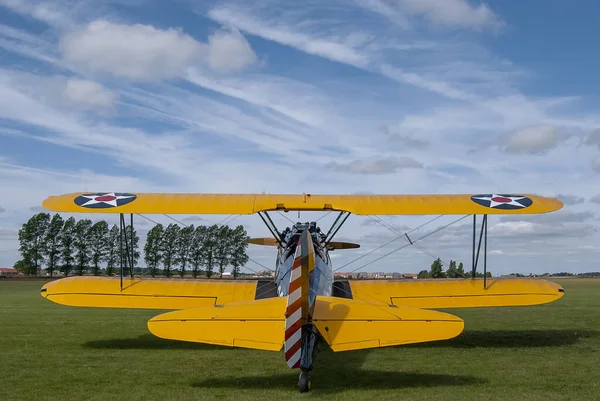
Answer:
16, 213, 249, 279
143, 222, 248, 278
417, 258, 492, 279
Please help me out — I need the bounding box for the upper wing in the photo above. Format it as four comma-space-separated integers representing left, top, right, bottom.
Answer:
41, 276, 272, 309
345, 278, 564, 309
41, 192, 562, 215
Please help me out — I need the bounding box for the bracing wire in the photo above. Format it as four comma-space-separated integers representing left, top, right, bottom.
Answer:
333, 214, 445, 272
339, 214, 470, 274
368, 215, 447, 265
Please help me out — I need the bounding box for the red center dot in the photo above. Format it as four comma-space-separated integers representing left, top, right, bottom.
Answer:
95, 195, 117, 202
491, 196, 511, 203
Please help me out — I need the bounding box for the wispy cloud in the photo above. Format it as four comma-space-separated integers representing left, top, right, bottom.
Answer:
0, 0, 598, 274
357, 0, 504, 31
325, 156, 423, 174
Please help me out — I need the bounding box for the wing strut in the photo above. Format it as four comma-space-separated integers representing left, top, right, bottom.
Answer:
258, 211, 284, 247
119, 213, 136, 290
471, 214, 488, 288
324, 211, 350, 245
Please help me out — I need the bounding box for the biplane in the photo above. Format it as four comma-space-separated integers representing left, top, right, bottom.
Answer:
40, 192, 565, 392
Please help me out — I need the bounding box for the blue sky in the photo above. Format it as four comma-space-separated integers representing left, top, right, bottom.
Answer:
1, 0, 599, 275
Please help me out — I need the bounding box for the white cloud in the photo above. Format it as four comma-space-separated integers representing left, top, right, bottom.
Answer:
57, 20, 258, 80
593, 156, 600, 172
206, 27, 257, 73
501, 125, 564, 154
59, 20, 204, 79
0, 0, 73, 28
556, 194, 585, 206
591, 194, 600, 204
208, 6, 370, 68
64, 78, 116, 108
325, 156, 423, 174
584, 129, 600, 148
397, 0, 503, 30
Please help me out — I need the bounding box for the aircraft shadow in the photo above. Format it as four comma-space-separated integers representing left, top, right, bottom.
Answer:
83, 334, 240, 351
405, 329, 599, 349
190, 348, 484, 392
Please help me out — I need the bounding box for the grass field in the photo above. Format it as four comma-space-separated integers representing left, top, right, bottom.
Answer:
1, 279, 599, 401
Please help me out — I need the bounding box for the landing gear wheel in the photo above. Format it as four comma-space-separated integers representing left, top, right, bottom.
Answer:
298, 371, 311, 393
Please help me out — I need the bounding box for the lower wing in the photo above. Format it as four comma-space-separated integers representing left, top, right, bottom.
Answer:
344, 277, 564, 309
40, 276, 276, 309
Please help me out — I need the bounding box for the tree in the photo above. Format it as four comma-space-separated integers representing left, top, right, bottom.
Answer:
161, 224, 180, 277
417, 269, 431, 279
446, 260, 458, 278
430, 258, 445, 278
89, 221, 109, 275
215, 225, 233, 278
190, 225, 207, 278
144, 224, 164, 277
457, 262, 465, 278
18, 213, 50, 275
465, 271, 492, 278
176, 225, 195, 277
105, 225, 120, 276
59, 217, 76, 276
43, 214, 64, 277
13, 259, 32, 275
73, 219, 93, 275
229, 225, 249, 278
202, 225, 218, 278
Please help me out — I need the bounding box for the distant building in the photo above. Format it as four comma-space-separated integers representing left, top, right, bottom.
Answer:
0, 268, 20, 277
402, 273, 418, 279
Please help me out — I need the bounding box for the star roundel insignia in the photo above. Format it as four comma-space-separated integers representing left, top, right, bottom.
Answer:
73, 192, 137, 209
470, 194, 533, 210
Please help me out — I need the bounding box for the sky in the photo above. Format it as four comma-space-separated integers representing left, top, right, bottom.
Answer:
0, 0, 599, 276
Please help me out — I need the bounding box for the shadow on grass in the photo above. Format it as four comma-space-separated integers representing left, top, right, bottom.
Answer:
406, 329, 599, 348
191, 348, 484, 392
191, 371, 484, 391
83, 334, 240, 351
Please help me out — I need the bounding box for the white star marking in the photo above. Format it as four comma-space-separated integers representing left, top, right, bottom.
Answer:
80, 192, 136, 207
472, 194, 528, 208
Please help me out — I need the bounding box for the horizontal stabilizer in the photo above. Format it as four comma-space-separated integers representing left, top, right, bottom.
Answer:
40, 276, 258, 309
312, 296, 464, 352
247, 237, 279, 246
248, 237, 360, 250
326, 241, 360, 250
147, 297, 287, 351
348, 278, 564, 309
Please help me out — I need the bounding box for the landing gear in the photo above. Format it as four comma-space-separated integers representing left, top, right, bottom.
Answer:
298, 325, 318, 392
298, 370, 311, 393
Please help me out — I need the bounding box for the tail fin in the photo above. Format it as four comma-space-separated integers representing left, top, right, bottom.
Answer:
284, 229, 315, 368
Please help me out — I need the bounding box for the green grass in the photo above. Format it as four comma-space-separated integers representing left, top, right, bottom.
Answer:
1, 279, 599, 401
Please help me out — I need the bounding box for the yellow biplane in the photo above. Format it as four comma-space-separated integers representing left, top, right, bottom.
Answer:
40, 192, 565, 392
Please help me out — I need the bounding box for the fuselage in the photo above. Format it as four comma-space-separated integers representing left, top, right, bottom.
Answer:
273, 222, 334, 303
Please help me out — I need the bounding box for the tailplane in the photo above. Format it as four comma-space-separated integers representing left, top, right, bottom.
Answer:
313, 296, 464, 352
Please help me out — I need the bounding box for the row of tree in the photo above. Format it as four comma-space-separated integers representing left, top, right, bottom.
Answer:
16, 213, 249, 278
417, 258, 492, 279
16, 213, 137, 277
143, 223, 248, 278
